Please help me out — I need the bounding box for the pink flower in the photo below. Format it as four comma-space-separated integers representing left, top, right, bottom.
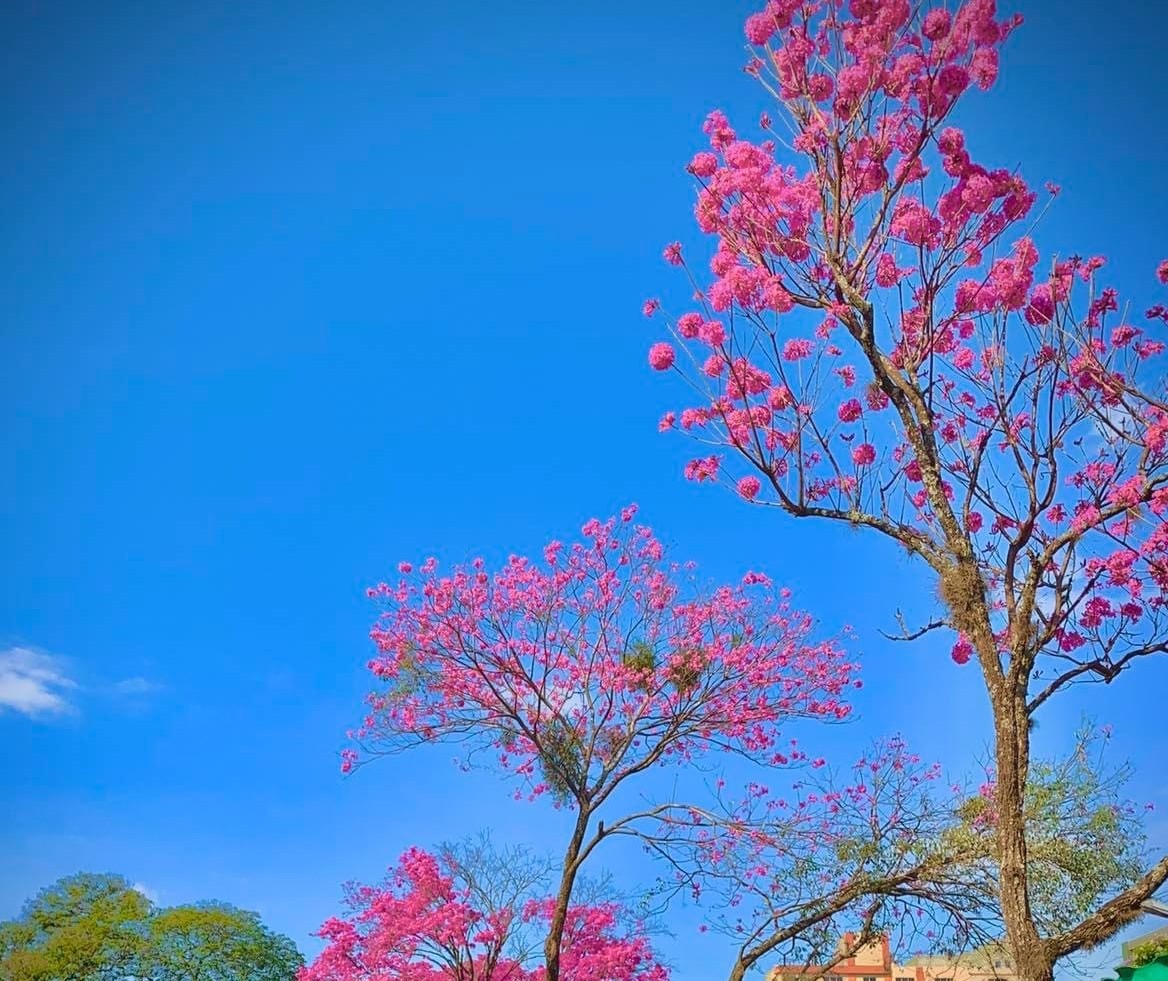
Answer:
851, 443, 876, 466
648, 342, 675, 370
677, 312, 702, 338
922, 8, 951, 39
837, 399, 862, 423
807, 74, 833, 102
782, 338, 813, 361
1158, 259, 1168, 285
663, 242, 683, 266
745, 11, 776, 45
699, 319, 727, 346
1112, 324, 1139, 347
688, 152, 719, 178
961, 173, 996, 213
763, 278, 795, 312
969, 47, 999, 90
937, 65, 969, 97
865, 384, 890, 411
937, 128, 965, 154
398, 561, 413, 574
1108, 475, 1146, 508
890, 198, 940, 247
738, 475, 762, 500
684, 455, 721, 482
951, 637, 973, 665
1025, 283, 1055, 325
875, 253, 900, 287
702, 353, 726, 377
769, 385, 794, 409
953, 347, 975, 370
702, 109, 736, 148
643, 298, 660, 318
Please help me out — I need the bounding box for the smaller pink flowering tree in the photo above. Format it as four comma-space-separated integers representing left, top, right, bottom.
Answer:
301, 839, 666, 981
350, 507, 857, 981
643, 738, 996, 981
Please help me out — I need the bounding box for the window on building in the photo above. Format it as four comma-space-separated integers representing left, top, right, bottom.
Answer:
863, 975, 877, 981
897, 975, 914, 980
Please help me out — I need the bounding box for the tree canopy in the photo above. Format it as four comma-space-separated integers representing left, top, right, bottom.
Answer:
0, 872, 303, 981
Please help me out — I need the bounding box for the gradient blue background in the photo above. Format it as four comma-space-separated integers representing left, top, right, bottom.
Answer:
2, 0, 1166, 976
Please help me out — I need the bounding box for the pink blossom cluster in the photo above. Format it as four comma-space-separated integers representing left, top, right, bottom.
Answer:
301, 848, 667, 981
647, 0, 1168, 675
352, 507, 857, 798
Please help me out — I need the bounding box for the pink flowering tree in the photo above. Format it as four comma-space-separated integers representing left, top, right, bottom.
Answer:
349, 508, 859, 981
301, 839, 666, 981
645, 1, 1168, 978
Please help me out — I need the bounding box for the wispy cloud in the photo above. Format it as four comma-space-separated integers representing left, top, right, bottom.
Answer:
111, 676, 163, 696
0, 647, 77, 718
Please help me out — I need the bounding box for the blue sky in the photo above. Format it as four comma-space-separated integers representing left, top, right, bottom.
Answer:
1, 0, 1166, 976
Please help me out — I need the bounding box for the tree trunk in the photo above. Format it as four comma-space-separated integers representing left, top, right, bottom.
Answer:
992, 685, 1054, 981
544, 810, 590, 981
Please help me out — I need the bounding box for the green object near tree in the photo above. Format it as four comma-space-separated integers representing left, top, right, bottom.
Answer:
0, 872, 303, 981
1111, 957, 1168, 981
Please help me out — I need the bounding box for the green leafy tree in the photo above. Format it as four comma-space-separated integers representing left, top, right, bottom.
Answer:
0, 873, 302, 981
0, 873, 149, 981
146, 903, 303, 981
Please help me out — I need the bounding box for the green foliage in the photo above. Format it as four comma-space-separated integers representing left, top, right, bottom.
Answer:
147, 903, 303, 981
385, 641, 432, 702
622, 641, 657, 692
1016, 727, 1145, 936
0, 873, 302, 981
0, 873, 150, 981
537, 717, 587, 805
664, 648, 707, 696
619, 638, 719, 698
1130, 940, 1168, 968
622, 641, 657, 675
947, 724, 1146, 937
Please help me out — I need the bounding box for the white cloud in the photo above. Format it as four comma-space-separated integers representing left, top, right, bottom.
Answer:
111, 676, 162, 696
0, 647, 77, 718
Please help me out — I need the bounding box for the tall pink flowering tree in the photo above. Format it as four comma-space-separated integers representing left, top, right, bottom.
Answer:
348, 508, 858, 981
301, 839, 667, 981
646, 1, 1168, 979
